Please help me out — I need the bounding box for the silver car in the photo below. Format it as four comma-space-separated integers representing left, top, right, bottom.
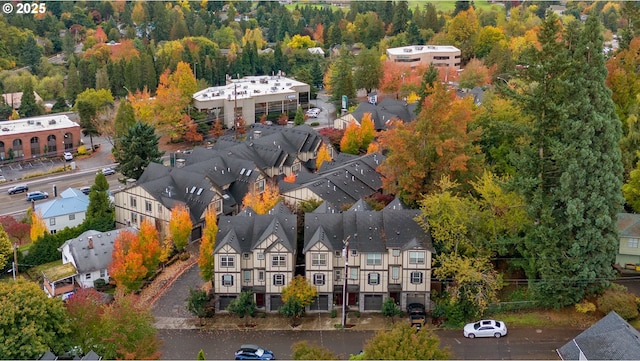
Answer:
463, 319, 507, 338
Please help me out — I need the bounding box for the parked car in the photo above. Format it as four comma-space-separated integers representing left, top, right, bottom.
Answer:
407, 303, 427, 327
463, 319, 508, 338
80, 186, 91, 195
26, 191, 49, 201
63, 151, 73, 161
306, 108, 321, 118
234, 345, 275, 360
8, 184, 29, 195
100, 167, 116, 176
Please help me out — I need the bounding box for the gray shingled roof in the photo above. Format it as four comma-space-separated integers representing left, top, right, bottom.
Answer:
59, 228, 138, 274
303, 206, 432, 254
215, 210, 297, 254
350, 98, 417, 130
617, 213, 640, 238
557, 311, 640, 360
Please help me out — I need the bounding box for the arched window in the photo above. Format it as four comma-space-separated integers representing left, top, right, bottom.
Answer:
47, 135, 57, 154
30, 136, 40, 157
63, 133, 73, 150
12, 139, 23, 159
0, 141, 5, 161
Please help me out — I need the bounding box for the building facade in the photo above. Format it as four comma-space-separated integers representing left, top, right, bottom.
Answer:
192, 75, 311, 128
35, 188, 89, 234
0, 114, 82, 161
386, 45, 461, 70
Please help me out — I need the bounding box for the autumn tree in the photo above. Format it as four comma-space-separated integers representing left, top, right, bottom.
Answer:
448, 7, 480, 62
198, 208, 218, 283
75, 88, 115, 150
65, 288, 105, 356
136, 218, 162, 275
340, 120, 361, 155
458, 58, 491, 89
291, 341, 338, 360
0, 216, 30, 246
0, 225, 12, 270
280, 275, 318, 321
170, 204, 193, 252
30, 211, 47, 242
109, 230, 147, 292
0, 280, 72, 359
355, 323, 450, 360
378, 82, 482, 206
99, 293, 161, 359
315, 144, 332, 170
209, 119, 225, 139
242, 181, 281, 214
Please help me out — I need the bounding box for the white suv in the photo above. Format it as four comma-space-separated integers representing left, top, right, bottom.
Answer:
63, 152, 73, 161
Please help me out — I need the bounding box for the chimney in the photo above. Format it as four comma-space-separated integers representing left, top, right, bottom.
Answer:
88, 236, 94, 249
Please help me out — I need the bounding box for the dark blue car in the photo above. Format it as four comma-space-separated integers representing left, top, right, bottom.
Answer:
234, 345, 275, 360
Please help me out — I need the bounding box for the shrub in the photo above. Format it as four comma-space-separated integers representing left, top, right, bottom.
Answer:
77, 145, 87, 155
330, 309, 337, 318
596, 285, 639, 320
381, 297, 402, 317
575, 300, 596, 314
93, 278, 107, 291
354, 310, 361, 318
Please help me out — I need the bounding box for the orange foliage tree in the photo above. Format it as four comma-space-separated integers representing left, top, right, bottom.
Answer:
209, 119, 225, 138
378, 82, 483, 206
109, 230, 148, 292
169, 204, 193, 252
242, 181, 282, 214
134, 219, 162, 276
315, 144, 332, 169
198, 208, 218, 282
283, 173, 297, 183
313, 24, 324, 43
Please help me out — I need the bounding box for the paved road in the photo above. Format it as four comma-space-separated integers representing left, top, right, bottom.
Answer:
157, 327, 577, 360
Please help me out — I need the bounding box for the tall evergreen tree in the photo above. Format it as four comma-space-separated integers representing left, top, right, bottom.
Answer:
18, 81, 42, 117
66, 61, 82, 104
114, 100, 136, 141
83, 172, 115, 231
328, 46, 356, 110
510, 14, 623, 307
391, 1, 410, 35
21, 35, 42, 73
113, 121, 164, 180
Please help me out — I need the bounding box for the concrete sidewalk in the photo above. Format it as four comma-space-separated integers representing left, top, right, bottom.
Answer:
155, 312, 404, 331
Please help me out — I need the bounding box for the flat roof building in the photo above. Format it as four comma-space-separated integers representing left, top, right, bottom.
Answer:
192, 75, 311, 128
386, 45, 461, 70
0, 113, 82, 161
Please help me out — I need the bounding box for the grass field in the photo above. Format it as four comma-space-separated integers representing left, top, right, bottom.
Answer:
287, 0, 506, 15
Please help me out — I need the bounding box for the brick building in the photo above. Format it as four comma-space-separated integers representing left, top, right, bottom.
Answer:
0, 114, 82, 161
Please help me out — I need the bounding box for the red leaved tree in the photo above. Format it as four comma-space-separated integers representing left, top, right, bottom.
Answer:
0, 216, 30, 246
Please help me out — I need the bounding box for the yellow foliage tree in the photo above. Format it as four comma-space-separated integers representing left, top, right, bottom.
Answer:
242, 181, 281, 214
316, 144, 332, 169
287, 34, 315, 49
30, 211, 47, 242
198, 208, 218, 282
281, 275, 318, 308
169, 204, 193, 252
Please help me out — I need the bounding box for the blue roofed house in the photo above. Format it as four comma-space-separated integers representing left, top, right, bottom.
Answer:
556, 311, 640, 360
35, 188, 89, 234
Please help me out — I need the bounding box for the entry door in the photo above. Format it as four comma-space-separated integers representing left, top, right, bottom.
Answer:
256, 293, 265, 308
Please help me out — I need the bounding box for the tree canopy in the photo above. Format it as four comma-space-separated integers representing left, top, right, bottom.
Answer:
112, 120, 164, 180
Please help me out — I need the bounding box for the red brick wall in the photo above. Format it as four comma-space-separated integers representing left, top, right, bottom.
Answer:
0, 125, 82, 161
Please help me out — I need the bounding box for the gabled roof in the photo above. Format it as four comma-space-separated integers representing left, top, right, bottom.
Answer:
82, 350, 102, 360
268, 201, 293, 215
347, 198, 373, 212
35, 188, 89, 218
58, 228, 138, 274
617, 213, 640, 238
284, 153, 385, 208
312, 201, 339, 214
384, 197, 410, 210
557, 311, 640, 360
304, 207, 432, 254
350, 98, 417, 130
216, 210, 297, 254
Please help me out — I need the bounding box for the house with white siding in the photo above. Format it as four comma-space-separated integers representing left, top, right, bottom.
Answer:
35, 188, 89, 234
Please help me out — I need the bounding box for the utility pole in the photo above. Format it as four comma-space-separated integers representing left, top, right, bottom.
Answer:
341, 235, 351, 329
12, 243, 18, 280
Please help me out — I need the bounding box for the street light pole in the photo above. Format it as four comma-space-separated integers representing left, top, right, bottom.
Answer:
341, 235, 351, 329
